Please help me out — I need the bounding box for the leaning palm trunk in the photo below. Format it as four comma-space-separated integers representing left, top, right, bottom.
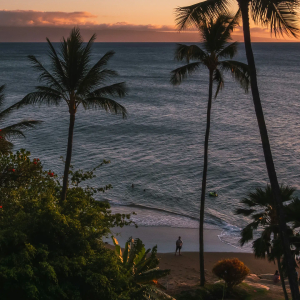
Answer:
277, 256, 289, 300
61, 113, 75, 202
239, 2, 299, 298
199, 70, 214, 285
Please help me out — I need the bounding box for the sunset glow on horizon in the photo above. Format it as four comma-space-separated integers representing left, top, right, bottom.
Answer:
0, 0, 298, 42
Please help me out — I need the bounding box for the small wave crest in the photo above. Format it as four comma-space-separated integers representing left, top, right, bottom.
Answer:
108, 202, 251, 252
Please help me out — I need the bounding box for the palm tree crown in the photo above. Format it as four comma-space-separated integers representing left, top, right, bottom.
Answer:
171, 14, 250, 96
236, 185, 295, 248
236, 185, 295, 300
175, 0, 299, 38
19, 28, 127, 116
175, 1, 300, 298
171, 14, 250, 286
0, 85, 40, 154
18, 27, 128, 202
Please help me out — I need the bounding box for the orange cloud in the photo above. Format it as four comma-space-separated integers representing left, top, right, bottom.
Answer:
0, 10, 98, 26
0, 10, 297, 42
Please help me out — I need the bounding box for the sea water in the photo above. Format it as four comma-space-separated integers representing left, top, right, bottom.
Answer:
1, 42, 300, 251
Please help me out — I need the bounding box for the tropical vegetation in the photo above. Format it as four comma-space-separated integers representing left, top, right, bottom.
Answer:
236, 185, 297, 300
170, 13, 250, 286
112, 237, 173, 300
175, 0, 300, 297
17, 27, 127, 203
0, 149, 135, 300
212, 258, 250, 291
0, 84, 40, 154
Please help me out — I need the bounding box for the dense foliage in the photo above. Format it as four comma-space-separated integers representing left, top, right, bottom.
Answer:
0, 150, 134, 300
0, 85, 40, 154
212, 258, 249, 290
113, 237, 173, 300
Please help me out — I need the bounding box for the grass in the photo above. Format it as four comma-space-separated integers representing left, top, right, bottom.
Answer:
175, 282, 285, 300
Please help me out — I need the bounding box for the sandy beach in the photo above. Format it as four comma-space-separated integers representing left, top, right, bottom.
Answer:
106, 226, 283, 295
108, 226, 249, 253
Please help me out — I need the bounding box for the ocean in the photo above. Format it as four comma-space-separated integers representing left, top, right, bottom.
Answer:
1, 42, 300, 251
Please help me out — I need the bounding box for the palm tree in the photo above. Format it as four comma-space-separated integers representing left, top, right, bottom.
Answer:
236, 185, 296, 300
18, 28, 127, 202
175, 1, 300, 297
112, 237, 173, 300
0, 85, 40, 154
170, 14, 250, 285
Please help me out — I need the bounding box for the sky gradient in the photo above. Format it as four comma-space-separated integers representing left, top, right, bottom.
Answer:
0, 0, 298, 42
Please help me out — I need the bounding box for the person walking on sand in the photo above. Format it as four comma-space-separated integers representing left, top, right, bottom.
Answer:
175, 236, 183, 256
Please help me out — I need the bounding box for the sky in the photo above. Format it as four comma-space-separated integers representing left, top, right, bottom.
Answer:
0, 0, 298, 42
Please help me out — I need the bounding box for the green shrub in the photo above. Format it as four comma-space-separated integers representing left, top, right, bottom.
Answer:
0, 150, 134, 300
212, 258, 250, 290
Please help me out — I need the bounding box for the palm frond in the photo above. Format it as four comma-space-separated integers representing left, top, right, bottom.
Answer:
1, 128, 24, 138
175, 0, 231, 30
222, 9, 241, 37
88, 82, 127, 98
28, 55, 64, 92
213, 68, 224, 98
80, 33, 97, 76
143, 285, 176, 300
252, 237, 271, 258
135, 268, 171, 284
2, 121, 42, 138
174, 44, 207, 62
200, 14, 239, 54
17, 92, 62, 107
240, 223, 255, 246
219, 60, 250, 92
170, 62, 202, 85
76, 51, 117, 96
61, 27, 87, 91
217, 42, 238, 59
0, 84, 5, 109
235, 208, 256, 216
286, 198, 300, 228
82, 96, 127, 118
250, 0, 299, 37
0, 139, 13, 154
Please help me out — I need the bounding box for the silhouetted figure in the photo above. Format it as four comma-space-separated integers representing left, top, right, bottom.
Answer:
175, 236, 183, 256
273, 270, 280, 284
132, 184, 134, 188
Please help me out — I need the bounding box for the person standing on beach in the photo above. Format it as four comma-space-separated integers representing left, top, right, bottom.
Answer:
175, 236, 183, 256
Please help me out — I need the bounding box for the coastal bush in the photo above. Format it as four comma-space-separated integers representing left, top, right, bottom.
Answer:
113, 237, 173, 300
0, 150, 134, 300
212, 258, 249, 290
0, 84, 40, 154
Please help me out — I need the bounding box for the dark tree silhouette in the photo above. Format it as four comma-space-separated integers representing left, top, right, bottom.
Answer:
236, 185, 296, 300
171, 14, 250, 285
18, 28, 127, 202
175, 1, 299, 297
0, 85, 40, 154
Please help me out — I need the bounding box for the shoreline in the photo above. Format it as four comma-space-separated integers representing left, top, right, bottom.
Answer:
107, 226, 250, 253
105, 226, 281, 295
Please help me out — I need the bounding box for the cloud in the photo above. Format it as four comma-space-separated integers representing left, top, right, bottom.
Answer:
0, 10, 297, 42
0, 10, 178, 32
0, 10, 98, 26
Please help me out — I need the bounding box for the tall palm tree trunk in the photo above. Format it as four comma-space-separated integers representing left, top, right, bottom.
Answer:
61, 113, 75, 202
199, 69, 213, 286
239, 2, 299, 299
277, 256, 290, 300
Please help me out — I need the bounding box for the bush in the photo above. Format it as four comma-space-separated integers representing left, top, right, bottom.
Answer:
212, 258, 249, 290
0, 150, 134, 300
